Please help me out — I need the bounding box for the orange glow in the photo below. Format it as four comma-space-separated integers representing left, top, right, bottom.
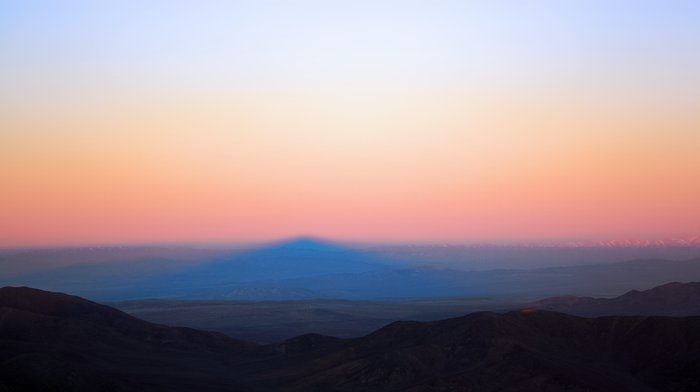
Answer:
2, 89, 698, 247
3, 2, 699, 247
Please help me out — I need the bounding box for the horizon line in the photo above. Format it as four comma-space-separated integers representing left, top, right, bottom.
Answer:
1, 234, 698, 251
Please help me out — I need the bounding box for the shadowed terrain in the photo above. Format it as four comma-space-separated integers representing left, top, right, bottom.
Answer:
2, 240, 700, 301
112, 281, 700, 343
112, 297, 514, 343
3, 286, 700, 391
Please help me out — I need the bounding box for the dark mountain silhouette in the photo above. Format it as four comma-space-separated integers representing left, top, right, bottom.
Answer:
255, 310, 700, 392
527, 281, 700, 317
3, 286, 700, 391
0, 286, 258, 392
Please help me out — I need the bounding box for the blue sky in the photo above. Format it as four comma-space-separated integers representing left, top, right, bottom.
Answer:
3, 0, 699, 93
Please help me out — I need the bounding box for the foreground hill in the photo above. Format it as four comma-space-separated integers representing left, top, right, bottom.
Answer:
0, 286, 258, 392
253, 311, 700, 391
528, 281, 700, 317
3, 287, 700, 391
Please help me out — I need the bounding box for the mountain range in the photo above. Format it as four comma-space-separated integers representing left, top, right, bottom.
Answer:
2, 286, 700, 391
528, 281, 700, 317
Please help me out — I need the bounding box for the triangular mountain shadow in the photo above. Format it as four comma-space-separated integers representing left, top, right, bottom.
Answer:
149, 238, 392, 295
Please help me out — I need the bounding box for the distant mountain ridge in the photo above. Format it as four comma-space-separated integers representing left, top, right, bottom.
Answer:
208, 256, 700, 301
2, 239, 700, 301
528, 281, 700, 316
546, 235, 700, 248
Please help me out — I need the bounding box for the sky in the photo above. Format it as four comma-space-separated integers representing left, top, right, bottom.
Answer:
1, 0, 699, 247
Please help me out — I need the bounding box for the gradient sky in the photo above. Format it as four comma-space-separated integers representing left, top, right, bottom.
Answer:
2, 1, 699, 247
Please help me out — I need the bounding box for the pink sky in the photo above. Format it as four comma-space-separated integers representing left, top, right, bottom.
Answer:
3, 90, 698, 247
1, 2, 699, 247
